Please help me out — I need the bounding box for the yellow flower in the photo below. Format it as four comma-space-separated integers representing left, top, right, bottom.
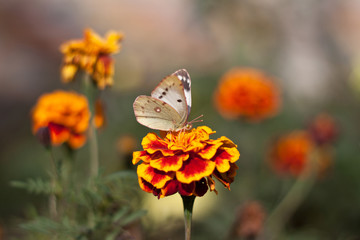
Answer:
132, 126, 240, 198
60, 28, 124, 89
32, 90, 91, 149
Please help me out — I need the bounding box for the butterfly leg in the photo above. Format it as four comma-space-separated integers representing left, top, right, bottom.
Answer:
169, 131, 173, 142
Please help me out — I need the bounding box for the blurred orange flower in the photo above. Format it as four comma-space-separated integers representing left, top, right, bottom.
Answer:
214, 68, 281, 121
308, 113, 338, 146
32, 90, 91, 149
269, 131, 314, 177
60, 28, 124, 89
94, 99, 106, 128
132, 126, 240, 199
234, 201, 266, 239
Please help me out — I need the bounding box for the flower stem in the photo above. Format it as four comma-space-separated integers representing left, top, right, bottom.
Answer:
89, 121, 99, 177
48, 148, 58, 219
83, 75, 99, 178
265, 150, 319, 240
181, 195, 196, 240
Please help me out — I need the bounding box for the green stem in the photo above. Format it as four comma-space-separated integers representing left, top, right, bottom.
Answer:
83, 75, 99, 178
265, 151, 319, 240
89, 121, 99, 177
48, 149, 58, 219
181, 195, 196, 240
83, 75, 99, 229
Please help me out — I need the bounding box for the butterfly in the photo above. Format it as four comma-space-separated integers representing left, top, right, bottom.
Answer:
133, 69, 193, 132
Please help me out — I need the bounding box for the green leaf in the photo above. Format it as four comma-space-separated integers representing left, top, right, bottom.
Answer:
10, 178, 58, 195
20, 217, 59, 234
104, 171, 137, 183
112, 206, 130, 222
120, 210, 147, 226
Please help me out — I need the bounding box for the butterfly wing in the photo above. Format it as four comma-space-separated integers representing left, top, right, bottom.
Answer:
133, 95, 183, 131
151, 74, 188, 127
172, 69, 191, 114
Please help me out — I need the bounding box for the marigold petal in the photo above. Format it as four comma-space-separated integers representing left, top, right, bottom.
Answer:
48, 123, 70, 145
61, 64, 78, 83
94, 99, 106, 128
214, 147, 240, 172
213, 163, 239, 190
160, 180, 179, 197
198, 141, 223, 159
142, 133, 173, 156
68, 133, 86, 149
137, 163, 174, 189
194, 178, 208, 197
150, 153, 188, 172
170, 141, 206, 153
207, 176, 218, 194
138, 177, 154, 193
132, 151, 149, 165
218, 136, 238, 148
179, 182, 195, 196
176, 156, 216, 184
214, 154, 231, 173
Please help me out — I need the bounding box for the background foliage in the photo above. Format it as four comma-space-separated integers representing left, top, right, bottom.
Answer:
0, 0, 359, 239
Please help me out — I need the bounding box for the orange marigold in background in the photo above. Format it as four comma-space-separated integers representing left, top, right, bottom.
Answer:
269, 131, 314, 176
308, 113, 338, 146
94, 99, 106, 128
214, 68, 281, 121
132, 126, 240, 199
269, 131, 332, 177
60, 28, 124, 89
32, 90, 91, 149
232, 201, 266, 239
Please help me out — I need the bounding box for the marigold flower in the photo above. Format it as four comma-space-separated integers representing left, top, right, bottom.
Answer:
60, 28, 124, 89
269, 131, 314, 177
32, 90, 91, 149
233, 201, 266, 239
94, 99, 106, 128
132, 126, 240, 199
214, 68, 281, 121
269, 130, 334, 178
307, 113, 338, 146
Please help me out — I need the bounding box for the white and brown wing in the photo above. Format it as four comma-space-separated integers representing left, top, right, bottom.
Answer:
133, 95, 183, 131
172, 69, 191, 114
151, 75, 188, 126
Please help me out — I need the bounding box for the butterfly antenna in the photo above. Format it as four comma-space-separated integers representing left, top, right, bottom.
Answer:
189, 114, 204, 124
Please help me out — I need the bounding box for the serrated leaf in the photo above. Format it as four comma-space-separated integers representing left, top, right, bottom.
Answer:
120, 210, 147, 226
112, 206, 130, 222
104, 171, 137, 183
20, 217, 59, 234
10, 178, 57, 195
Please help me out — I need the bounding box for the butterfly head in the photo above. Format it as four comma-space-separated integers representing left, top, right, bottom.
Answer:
186, 114, 204, 130
185, 123, 192, 130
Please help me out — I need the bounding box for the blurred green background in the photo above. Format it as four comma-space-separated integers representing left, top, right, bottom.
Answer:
1, 0, 360, 239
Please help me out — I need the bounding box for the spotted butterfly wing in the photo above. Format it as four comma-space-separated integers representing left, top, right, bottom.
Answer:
133, 70, 191, 131
171, 69, 191, 114
133, 95, 184, 131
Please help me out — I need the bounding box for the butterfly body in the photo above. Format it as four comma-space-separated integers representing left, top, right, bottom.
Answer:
133, 69, 192, 132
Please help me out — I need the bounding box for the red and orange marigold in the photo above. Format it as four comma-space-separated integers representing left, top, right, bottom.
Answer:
60, 28, 124, 89
269, 131, 314, 177
307, 113, 338, 146
32, 90, 91, 149
132, 126, 240, 199
214, 68, 281, 121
